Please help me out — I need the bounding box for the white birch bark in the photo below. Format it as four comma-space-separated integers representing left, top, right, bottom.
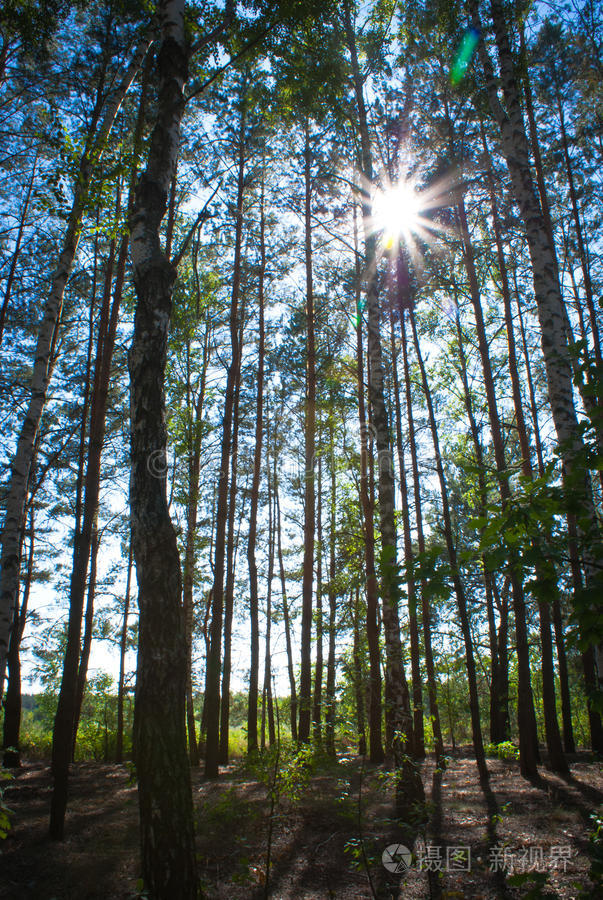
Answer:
468, 0, 603, 695
127, 0, 199, 893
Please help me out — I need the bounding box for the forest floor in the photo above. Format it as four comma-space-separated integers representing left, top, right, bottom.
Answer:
0, 749, 601, 899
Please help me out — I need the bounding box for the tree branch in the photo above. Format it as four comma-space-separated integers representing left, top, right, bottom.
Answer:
170, 182, 221, 268
185, 23, 277, 104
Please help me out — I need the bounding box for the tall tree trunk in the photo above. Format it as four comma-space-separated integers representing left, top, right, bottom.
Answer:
518, 24, 561, 292
0, 35, 149, 688
183, 317, 211, 767
568, 516, 603, 752
2, 507, 34, 768
352, 587, 367, 756
400, 310, 444, 763
262, 436, 276, 748
471, 0, 603, 699
513, 270, 546, 478
520, 20, 600, 369
219, 304, 245, 765
511, 267, 577, 753
494, 577, 511, 743
72, 523, 100, 759
343, 1, 423, 829
551, 597, 575, 754
353, 200, 384, 764
583, 646, 603, 752
51, 175, 129, 835
313, 436, 323, 745
389, 307, 424, 758
219, 301, 247, 762
247, 174, 266, 754
299, 121, 316, 745
275, 472, 297, 741
28, 53, 149, 802
324, 406, 337, 756
127, 2, 197, 894
50, 214, 117, 837
452, 301, 506, 745
456, 189, 541, 777
183, 356, 200, 767
406, 309, 488, 786
116, 539, 133, 764
483, 145, 570, 769
205, 93, 246, 777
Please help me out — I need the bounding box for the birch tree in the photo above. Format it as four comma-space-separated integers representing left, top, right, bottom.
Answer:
127, 0, 196, 893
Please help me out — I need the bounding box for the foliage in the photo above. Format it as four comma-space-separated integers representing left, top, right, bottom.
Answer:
580, 811, 603, 893
0, 770, 14, 839
484, 741, 520, 761
6, 686, 134, 762
343, 833, 381, 873
507, 870, 557, 899
248, 741, 317, 804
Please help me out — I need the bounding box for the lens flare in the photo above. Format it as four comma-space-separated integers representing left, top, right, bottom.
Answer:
451, 27, 480, 86
373, 181, 423, 247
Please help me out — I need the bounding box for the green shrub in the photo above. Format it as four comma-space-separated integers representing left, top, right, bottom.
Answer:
228, 726, 247, 759
581, 811, 603, 894
245, 740, 318, 804
19, 712, 53, 759
484, 740, 520, 760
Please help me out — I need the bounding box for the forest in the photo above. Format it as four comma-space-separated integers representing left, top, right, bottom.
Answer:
0, 0, 602, 897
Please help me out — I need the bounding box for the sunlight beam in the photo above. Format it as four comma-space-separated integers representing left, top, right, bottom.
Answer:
372, 180, 422, 247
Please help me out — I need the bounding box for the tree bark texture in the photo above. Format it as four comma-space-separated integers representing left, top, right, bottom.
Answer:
127, 2, 197, 895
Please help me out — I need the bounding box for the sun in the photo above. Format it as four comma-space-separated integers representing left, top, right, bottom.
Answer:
372, 180, 423, 247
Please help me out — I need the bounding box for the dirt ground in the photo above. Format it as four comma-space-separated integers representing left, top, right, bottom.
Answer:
1, 750, 601, 899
